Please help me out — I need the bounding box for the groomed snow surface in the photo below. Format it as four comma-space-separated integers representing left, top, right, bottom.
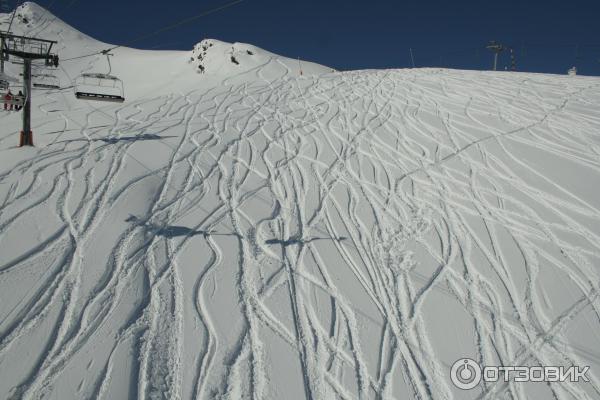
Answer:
2, 3, 600, 400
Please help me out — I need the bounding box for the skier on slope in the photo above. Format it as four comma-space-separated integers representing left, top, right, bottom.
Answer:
3, 90, 13, 111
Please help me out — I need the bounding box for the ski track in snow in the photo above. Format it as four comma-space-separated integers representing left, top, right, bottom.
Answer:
2, 54, 600, 400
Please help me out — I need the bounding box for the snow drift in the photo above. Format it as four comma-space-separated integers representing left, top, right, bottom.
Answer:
1, 3, 600, 400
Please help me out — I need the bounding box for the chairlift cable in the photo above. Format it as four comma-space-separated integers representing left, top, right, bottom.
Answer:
6, 0, 20, 32
113, 0, 244, 50
26, 0, 83, 38
106, 52, 112, 75
62, 0, 244, 62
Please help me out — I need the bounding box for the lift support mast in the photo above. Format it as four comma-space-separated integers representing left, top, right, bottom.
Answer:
486, 41, 505, 72
0, 32, 59, 146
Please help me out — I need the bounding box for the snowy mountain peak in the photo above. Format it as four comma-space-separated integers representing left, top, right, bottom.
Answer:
0, 1, 97, 45
12, 2, 50, 27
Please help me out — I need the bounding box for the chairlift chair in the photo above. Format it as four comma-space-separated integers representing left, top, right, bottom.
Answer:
32, 73, 60, 90
1, 95, 24, 111
0, 72, 19, 91
74, 73, 125, 102
73, 52, 125, 103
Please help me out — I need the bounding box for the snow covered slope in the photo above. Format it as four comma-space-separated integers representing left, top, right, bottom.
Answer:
2, 3, 600, 400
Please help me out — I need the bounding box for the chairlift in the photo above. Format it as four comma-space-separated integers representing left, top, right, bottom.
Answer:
1, 95, 24, 112
74, 52, 125, 103
0, 72, 19, 91
32, 73, 60, 90
74, 73, 125, 102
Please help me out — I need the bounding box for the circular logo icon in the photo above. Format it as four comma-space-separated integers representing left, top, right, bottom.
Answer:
451, 358, 482, 390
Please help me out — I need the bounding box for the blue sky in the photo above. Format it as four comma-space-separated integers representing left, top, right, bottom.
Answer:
29, 0, 600, 75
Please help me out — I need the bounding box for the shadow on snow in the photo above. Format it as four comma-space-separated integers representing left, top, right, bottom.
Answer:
125, 215, 241, 239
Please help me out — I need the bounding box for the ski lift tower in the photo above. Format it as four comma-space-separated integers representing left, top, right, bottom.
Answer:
0, 0, 8, 75
486, 41, 505, 71
0, 32, 59, 146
